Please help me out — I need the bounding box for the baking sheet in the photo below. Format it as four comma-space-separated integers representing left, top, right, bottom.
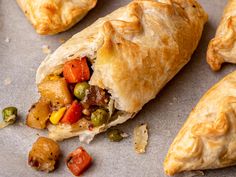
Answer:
0, 0, 235, 177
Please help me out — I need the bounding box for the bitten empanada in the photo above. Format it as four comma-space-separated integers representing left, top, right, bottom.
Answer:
207, 0, 236, 71
28, 0, 207, 143
16, 0, 97, 35
164, 70, 236, 175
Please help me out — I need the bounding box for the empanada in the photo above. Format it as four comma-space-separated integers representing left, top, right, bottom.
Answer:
28, 0, 207, 143
164, 70, 236, 175
207, 0, 236, 71
16, 0, 97, 35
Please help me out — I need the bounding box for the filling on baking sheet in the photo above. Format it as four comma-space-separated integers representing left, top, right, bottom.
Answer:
27, 56, 118, 132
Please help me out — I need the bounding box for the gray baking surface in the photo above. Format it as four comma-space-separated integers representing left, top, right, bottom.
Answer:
0, 0, 235, 177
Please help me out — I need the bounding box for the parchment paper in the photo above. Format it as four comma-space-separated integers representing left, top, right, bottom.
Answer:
1, 0, 235, 177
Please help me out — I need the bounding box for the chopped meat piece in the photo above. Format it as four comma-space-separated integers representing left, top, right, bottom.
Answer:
83, 86, 110, 107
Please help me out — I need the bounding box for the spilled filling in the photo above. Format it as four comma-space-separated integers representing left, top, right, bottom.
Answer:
27, 56, 117, 133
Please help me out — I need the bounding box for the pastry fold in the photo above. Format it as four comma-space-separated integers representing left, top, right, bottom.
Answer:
16, 0, 97, 35
164, 70, 236, 175
36, 0, 207, 143
207, 0, 236, 71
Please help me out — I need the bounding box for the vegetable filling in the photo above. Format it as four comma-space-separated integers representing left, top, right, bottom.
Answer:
27, 57, 115, 131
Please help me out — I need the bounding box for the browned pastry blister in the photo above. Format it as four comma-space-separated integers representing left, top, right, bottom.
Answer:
207, 0, 236, 71
164, 70, 236, 175
35, 0, 207, 143
16, 0, 97, 35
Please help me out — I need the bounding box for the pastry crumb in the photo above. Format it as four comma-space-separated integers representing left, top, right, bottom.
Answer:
59, 38, 66, 43
4, 78, 12, 85
42, 45, 51, 54
18, 122, 25, 126
121, 132, 129, 138
183, 171, 204, 177
5, 37, 10, 43
134, 123, 148, 154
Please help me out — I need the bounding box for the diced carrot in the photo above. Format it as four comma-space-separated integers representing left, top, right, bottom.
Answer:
63, 57, 90, 83
66, 147, 92, 176
60, 101, 82, 124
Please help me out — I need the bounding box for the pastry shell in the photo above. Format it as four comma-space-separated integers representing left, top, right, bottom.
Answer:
16, 0, 97, 35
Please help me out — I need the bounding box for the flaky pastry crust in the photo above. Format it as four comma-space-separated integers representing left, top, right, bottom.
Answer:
207, 0, 236, 71
164, 70, 236, 175
36, 0, 207, 142
16, 0, 97, 35
37, 0, 207, 113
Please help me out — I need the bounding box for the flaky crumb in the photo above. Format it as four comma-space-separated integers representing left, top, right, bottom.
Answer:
42, 45, 51, 54
182, 171, 204, 177
0, 121, 11, 129
5, 37, 10, 43
18, 122, 25, 126
59, 38, 66, 43
121, 132, 129, 138
134, 123, 148, 154
4, 78, 12, 85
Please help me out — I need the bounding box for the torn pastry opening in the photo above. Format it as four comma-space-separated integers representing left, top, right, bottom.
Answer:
27, 56, 133, 143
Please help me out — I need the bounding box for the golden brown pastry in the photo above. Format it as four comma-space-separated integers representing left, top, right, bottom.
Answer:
16, 0, 97, 35
28, 137, 60, 172
207, 0, 236, 71
30, 0, 207, 143
164, 70, 236, 176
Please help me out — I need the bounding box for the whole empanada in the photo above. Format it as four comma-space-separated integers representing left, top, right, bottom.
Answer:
29, 0, 207, 143
16, 0, 97, 35
207, 0, 236, 71
164, 70, 236, 175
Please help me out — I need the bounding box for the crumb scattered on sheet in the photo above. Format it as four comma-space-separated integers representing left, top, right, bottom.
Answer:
121, 132, 129, 138
42, 45, 51, 54
0, 121, 11, 129
5, 37, 10, 43
182, 171, 204, 177
134, 123, 148, 154
4, 78, 12, 85
18, 122, 25, 126
59, 38, 66, 43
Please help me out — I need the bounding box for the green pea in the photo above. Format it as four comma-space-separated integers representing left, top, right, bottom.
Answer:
2, 107, 17, 124
74, 82, 90, 100
107, 129, 123, 142
91, 109, 108, 127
